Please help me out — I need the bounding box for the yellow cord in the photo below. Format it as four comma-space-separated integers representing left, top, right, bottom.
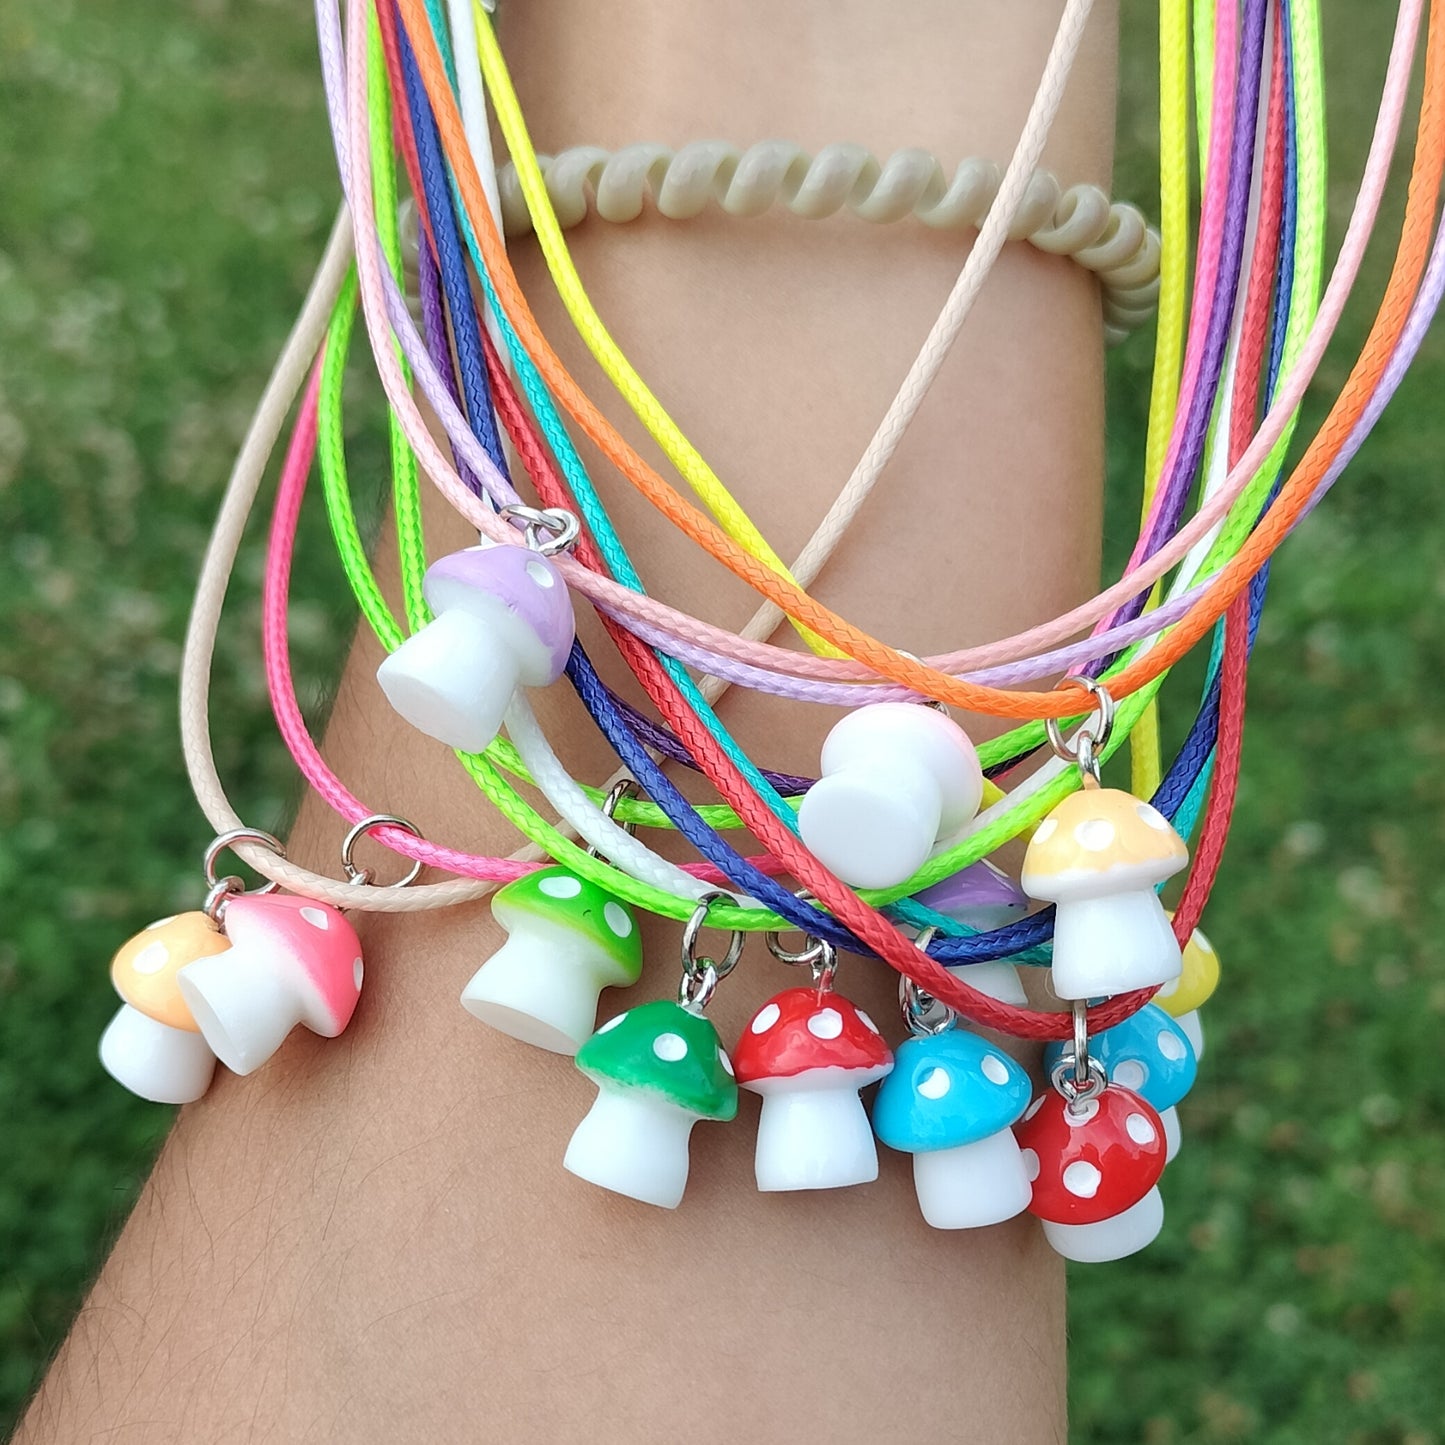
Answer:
1131, 0, 1194, 801
470, 3, 839, 654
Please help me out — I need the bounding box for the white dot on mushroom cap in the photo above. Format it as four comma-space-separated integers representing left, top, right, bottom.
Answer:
857, 1009, 880, 1034
750, 1003, 781, 1034
1156, 977, 1179, 998
719, 1049, 734, 1077
1193, 932, 1215, 955
603, 902, 633, 937
353, 957, 364, 989
1074, 818, 1117, 851
597, 1012, 626, 1034
1021, 1148, 1040, 1182
918, 1067, 951, 1099
525, 560, 555, 588
981, 1054, 1011, 1086
1113, 1060, 1147, 1091
807, 1008, 844, 1040
1062, 1161, 1103, 1198
132, 942, 169, 975
145, 915, 177, 931
1126, 1112, 1157, 1145
538, 875, 582, 899
1032, 817, 1059, 845
1024, 1096, 1047, 1121
1064, 1097, 1100, 1127
1136, 802, 1171, 831
1158, 1030, 1187, 1062
653, 1032, 687, 1062
300, 906, 330, 930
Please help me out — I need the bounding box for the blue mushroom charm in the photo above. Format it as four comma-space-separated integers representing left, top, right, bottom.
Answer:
873, 1029, 1033, 1229
1044, 1003, 1197, 1161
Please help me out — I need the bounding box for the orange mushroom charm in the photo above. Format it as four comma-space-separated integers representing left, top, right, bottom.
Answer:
100, 912, 229, 1103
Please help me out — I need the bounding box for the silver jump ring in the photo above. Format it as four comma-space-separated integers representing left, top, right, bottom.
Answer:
678, 960, 721, 1013
1050, 1053, 1109, 1110
681, 891, 745, 984
1044, 675, 1116, 782
203, 829, 285, 892
765, 929, 828, 967
341, 814, 424, 888
586, 779, 640, 860
1071, 997, 1090, 1088
899, 977, 955, 1038
499, 503, 581, 557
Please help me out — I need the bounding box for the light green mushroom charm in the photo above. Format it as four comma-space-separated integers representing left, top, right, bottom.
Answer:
460, 867, 644, 1054
564, 999, 738, 1209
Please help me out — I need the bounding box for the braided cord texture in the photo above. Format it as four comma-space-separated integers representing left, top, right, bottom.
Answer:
494, 143, 1161, 343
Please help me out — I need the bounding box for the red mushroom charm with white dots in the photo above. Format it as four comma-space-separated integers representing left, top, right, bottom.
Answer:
1014, 1082, 1167, 1263
731, 987, 893, 1192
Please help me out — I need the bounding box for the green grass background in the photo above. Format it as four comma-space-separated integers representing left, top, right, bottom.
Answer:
2, 2, 1443, 1439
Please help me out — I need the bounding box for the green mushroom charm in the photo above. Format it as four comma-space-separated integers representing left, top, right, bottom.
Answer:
461, 868, 644, 1054
564, 999, 738, 1209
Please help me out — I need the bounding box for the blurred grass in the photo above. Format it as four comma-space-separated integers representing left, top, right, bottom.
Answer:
2, 1, 1444, 1440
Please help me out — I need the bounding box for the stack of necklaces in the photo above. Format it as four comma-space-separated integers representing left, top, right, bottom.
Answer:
94, 0, 1445, 1261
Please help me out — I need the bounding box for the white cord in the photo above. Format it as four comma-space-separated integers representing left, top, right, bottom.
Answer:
502, 695, 718, 900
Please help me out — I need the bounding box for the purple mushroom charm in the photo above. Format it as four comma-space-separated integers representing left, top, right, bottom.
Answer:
914, 859, 1032, 1005
376, 544, 575, 753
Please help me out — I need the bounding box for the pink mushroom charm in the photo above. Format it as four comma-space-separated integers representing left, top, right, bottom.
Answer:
376, 544, 576, 753
732, 987, 893, 1191
177, 894, 365, 1075
1014, 1083, 1168, 1263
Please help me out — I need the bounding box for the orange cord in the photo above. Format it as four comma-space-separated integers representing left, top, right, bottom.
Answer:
391, 0, 1444, 719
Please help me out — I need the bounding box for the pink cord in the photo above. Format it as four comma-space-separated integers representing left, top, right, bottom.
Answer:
321, 0, 1423, 695
260, 354, 776, 891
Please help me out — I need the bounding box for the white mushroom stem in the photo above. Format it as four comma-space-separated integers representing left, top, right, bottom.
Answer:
751, 1081, 880, 1192
461, 932, 616, 1055
1175, 1008, 1205, 1059
911, 1128, 1033, 1229
1039, 1185, 1165, 1263
1161, 1105, 1182, 1162
178, 954, 304, 1076
946, 960, 1029, 1006
564, 1087, 699, 1209
99, 1004, 217, 1105
1050, 890, 1183, 999
376, 609, 522, 754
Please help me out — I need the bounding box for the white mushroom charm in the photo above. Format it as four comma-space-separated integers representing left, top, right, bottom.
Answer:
797, 703, 985, 889
731, 987, 893, 1191
1022, 788, 1188, 999
460, 868, 644, 1054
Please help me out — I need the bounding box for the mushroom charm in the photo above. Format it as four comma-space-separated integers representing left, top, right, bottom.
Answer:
872, 1027, 1033, 1228
565, 999, 737, 1209
100, 912, 228, 1104
731, 987, 893, 1191
914, 858, 1032, 1005
1045, 1003, 1197, 1161
1022, 788, 1188, 999
460, 867, 644, 1054
797, 703, 984, 889
1014, 1083, 1168, 1262
376, 544, 575, 754
176, 893, 365, 1075
1156, 920, 1220, 1058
